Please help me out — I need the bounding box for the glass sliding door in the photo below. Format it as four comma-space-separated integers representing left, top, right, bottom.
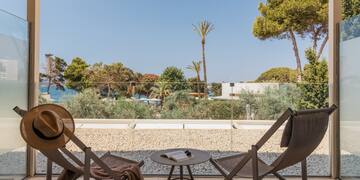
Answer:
340, 14, 360, 177
0, 9, 28, 176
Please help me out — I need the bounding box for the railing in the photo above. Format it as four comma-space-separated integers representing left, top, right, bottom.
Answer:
34, 81, 331, 176
38, 82, 321, 120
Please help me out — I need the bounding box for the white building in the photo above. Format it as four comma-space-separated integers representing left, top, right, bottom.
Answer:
212, 82, 280, 100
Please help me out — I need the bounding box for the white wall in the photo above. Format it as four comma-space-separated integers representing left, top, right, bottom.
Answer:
218, 82, 279, 99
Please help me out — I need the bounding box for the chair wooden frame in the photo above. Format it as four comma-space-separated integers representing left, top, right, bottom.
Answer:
13, 106, 144, 180
210, 105, 337, 180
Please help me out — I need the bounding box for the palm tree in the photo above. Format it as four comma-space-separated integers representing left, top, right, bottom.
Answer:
193, 20, 214, 98
186, 61, 202, 96
150, 82, 171, 106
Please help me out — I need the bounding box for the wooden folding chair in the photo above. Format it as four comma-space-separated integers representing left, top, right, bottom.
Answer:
14, 106, 144, 180
210, 105, 337, 180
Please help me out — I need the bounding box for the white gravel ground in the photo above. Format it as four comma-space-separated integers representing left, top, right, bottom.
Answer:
37, 128, 332, 176
2, 128, 360, 176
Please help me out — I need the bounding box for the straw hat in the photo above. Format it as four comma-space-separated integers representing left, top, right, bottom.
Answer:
20, 104, 75, 150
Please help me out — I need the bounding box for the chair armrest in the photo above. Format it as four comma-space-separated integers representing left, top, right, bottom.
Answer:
60, 147, 84, 166
227, 153, 252, 179
13, 106, 27, 117
84, 148, 91, 180
209, 158, 229, 177
228, 145, 261, 179
87, 148, 114, 175
138, 160, 145, 167
251, 145, 259, 180
46, 159, 52, 180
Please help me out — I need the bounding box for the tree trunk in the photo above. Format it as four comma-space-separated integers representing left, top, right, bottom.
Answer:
289, 31, 302, 82
47, 77, 52, 94
107, 83, 111, 97
311, 27, 321, 51
160, 96, 163, 107
196, 73, 201, 98
132, 85, 136, 97
313, 38, 318, 51
201, 40, 208, 98
317, 33, 329, 60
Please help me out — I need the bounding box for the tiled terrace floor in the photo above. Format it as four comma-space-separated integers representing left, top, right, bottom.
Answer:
25, 176, 334, 180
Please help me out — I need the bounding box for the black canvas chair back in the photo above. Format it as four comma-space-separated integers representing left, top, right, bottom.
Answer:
271, 108, 332, 172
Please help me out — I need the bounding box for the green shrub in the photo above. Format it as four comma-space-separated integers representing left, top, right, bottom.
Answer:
257, 85, 300, 119
161, 94, 245, 120
160, 108, 193, 119
210, 83, 222, 96
207, 101, 233, 119
187, 77, 205, 94
238, 90, 259, 111
192, 100, 235, 120
64, 88, 157, 119
109, 99, 155, 119
298, 49, 329, 109
65, 89, 110, 118
158, 66, 188, 91
160, 91, 195, 119
63, 85, 302, 120
162, 91, 195, 110
236, 85, 301, 120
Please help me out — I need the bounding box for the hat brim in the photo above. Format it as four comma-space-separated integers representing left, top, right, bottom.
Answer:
20, 104, 75, 150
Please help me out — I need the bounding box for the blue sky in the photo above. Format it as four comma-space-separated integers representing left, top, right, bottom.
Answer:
2, 0, 327, 82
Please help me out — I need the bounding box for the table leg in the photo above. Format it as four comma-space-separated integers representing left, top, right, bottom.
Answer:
168, 166, 175, 180
186, 165, 194, 180
180, 166, 183, 180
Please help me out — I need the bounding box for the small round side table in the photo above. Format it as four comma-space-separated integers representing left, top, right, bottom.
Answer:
150, 148, 211, 180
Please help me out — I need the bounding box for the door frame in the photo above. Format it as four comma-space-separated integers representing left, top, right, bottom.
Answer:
27, 0, 40, 177
25, 0, 343, 178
